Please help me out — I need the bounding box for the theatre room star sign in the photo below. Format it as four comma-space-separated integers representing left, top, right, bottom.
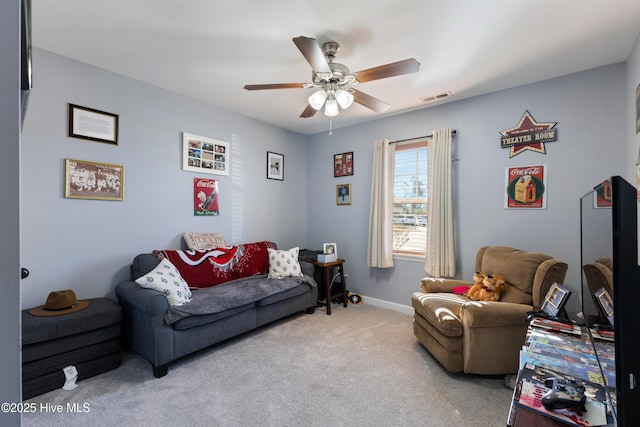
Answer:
500, 110, 558, 157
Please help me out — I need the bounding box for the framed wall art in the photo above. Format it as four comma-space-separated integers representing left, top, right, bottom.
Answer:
334, 151, 353, 177
336, 184, 351, 205
68, 104, 119, 145
64, 158, 124, 201
183, 132, 230, 176
267, 151, 284, 181
505, 165, 547, 209
193, 177, 219, 216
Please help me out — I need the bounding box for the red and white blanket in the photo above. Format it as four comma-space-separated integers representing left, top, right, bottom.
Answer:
155, 241, 276, 288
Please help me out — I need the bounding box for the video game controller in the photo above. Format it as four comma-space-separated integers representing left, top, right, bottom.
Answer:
541, 378, 587, 411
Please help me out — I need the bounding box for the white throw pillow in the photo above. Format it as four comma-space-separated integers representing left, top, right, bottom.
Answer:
135, 258, 192, 306
268, 247, 303, 279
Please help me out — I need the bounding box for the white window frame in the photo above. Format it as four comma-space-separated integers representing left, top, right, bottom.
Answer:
392, 140, 428, 259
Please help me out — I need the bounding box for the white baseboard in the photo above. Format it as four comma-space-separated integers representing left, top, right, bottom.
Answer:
361, 295, 414, 316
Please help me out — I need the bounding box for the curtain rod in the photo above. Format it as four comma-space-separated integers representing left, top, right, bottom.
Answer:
388, 129, 457, 144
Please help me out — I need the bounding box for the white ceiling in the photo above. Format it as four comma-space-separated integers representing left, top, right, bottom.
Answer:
31, 0, 640, 136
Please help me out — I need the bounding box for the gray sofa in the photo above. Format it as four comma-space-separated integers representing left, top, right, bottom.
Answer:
115, 251, 318, 377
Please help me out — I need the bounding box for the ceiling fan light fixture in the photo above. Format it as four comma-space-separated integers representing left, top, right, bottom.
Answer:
335, 89, 354, 109
324, 98, 339, 117
308, 90, 327, 110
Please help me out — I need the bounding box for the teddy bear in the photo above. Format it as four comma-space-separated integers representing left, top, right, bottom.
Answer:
464, 272, 486, 300
477, 274, 506, 302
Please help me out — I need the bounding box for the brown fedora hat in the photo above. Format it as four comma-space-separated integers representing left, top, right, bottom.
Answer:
29, 290, 90, 317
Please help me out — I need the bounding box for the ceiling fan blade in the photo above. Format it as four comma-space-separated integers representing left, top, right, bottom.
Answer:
352, 89, 390, 113
353, 58, 420, 83
244, 83, 306, 91
292, 36, 332, 74
300, 104, 318, 118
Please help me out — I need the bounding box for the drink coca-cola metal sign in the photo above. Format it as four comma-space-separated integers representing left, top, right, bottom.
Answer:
505, 165, 547, 209
194, 178, 219, 216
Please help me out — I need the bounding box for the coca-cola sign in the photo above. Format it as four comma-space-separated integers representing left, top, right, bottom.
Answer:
193, 178, 219, 216
510, 167, 541, 177
505, 165, 547, 209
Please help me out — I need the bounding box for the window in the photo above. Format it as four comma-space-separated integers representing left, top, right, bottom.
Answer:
393, 141, 427, 256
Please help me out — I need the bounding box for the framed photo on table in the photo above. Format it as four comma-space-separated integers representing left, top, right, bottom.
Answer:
541, 283, 571, 318
323, 243, 337, 257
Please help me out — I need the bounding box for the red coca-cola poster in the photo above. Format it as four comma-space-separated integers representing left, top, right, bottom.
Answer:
194, 178, 219, 216
505, 165, 547, 209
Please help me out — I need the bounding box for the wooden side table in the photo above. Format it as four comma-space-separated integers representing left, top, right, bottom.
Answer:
310, 259, 348, 315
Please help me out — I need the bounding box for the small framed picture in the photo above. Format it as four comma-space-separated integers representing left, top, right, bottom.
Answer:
64, 158, 124, 201
323, 243, 337, 257
541, 283, 572, 317
336, 184, 351, 205
593, 288, 614, 326
267, 151, 284, 181
182, 132, 230, 176
68, 104, 119, 145
334, 152, 354, 177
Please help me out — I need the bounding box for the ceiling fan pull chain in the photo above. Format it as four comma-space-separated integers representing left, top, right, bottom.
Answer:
329, 118, 333, 136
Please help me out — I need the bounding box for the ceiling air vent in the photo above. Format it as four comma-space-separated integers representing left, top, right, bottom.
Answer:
420, 91, 452, 104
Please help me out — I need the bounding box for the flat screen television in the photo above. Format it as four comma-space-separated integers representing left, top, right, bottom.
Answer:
580, 175, 640, 426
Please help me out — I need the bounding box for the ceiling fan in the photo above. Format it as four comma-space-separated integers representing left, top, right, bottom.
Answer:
244, 36, 420, 119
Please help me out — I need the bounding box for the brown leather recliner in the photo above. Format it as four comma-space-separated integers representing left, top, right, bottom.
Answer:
411, 246, 568, 375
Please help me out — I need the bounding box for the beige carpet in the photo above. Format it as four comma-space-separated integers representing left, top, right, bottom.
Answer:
23, 303, 513, 426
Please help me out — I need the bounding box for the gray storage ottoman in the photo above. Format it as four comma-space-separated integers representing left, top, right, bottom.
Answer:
22, 298, 122, 400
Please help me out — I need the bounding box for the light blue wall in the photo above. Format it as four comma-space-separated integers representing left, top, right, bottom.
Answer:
20, 49, 309, 309
307, 64, 627, 313
19, 48, 633, 315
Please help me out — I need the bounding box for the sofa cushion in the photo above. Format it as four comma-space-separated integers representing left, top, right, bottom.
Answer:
411, 293, 464, 337
257, 282, 310, 306
135, 258, 192, 306
171, 302, 255, 331
164, 275, 312, 325
267, 247, 303, 279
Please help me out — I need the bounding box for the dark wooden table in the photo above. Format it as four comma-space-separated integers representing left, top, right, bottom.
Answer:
310, 258, 347, 315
